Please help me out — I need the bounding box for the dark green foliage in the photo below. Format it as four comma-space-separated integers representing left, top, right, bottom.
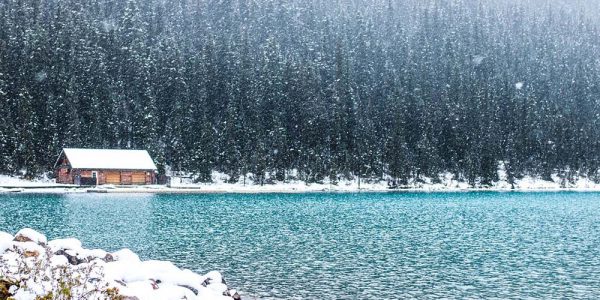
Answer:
0, 0, 599, 185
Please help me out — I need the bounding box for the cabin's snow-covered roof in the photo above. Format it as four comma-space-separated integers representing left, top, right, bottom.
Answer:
60, 148, 157, 170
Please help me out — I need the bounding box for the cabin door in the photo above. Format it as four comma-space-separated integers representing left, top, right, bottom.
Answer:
131, 172, 146, 185
120, 172, 132, 185
105, 172, 120, 184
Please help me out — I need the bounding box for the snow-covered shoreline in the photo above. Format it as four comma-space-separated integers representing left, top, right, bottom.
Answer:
4, 183, 600, 194
3, 173, 600, 194
0, 228, 241, 300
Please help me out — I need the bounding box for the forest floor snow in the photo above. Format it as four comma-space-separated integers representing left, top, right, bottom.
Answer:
0, 174, 61, 187
2, 172, 600, 194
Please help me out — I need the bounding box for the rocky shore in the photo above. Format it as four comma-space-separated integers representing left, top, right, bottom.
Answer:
0, 228, 241, 300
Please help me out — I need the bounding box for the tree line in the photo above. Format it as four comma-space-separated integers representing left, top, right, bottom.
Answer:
1, 0, 599, 186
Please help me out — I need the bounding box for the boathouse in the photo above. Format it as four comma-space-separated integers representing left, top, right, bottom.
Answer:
54, 148, 158, 185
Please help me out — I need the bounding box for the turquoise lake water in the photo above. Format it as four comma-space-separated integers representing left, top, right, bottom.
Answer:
1, 192, 600, 299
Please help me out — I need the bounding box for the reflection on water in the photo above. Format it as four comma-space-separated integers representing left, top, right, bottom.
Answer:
1, 192, 600, 299
1, 193, 157, 252
61, 193, 155, 252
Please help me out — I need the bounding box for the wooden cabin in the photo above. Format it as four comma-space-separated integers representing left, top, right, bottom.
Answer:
54, 148, 158, 185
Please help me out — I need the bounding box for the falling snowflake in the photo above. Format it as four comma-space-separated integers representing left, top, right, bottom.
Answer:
35, 71, 47, 82
472, 55, 485, 65
515, 82, 524, 90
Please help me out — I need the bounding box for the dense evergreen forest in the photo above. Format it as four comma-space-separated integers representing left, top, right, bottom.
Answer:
1, 0, 600, 185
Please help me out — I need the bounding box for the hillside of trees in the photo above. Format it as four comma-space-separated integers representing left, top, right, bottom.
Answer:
1, 0, 599, 185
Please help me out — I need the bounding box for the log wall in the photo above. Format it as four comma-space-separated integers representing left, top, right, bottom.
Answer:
55, 168, 156, 185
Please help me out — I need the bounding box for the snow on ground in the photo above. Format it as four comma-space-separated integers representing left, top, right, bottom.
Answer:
3, 168, 600, 194
0, 228, 240, 300
0, 174, 60, 187
0, 174, 79, 193
166, 170, 600, 193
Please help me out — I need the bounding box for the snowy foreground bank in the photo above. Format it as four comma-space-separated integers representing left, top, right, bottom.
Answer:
0, 228, 241, 300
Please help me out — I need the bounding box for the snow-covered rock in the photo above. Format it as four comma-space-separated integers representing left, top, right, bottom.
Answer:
0, 231, 13, 241
14, 228, 47, 245
0, 228, 242, 300
0, 241, 12, 255
113, 248, 141, 263
48, 238, 82, 252
0, 231, 13, 254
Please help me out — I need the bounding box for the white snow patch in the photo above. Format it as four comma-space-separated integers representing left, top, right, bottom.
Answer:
168, 168, 600, 193
0, 175, 59, 187
15, 228, 47, 245
61, 148, 157, 170
0, 232, 13, 254
112, 248, 141, 263
48, 238, 82, 253
515, 82, 524, 89
0, 231, 13, 241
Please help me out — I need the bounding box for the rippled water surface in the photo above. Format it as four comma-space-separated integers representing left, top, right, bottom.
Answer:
1, 192, 600, 299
